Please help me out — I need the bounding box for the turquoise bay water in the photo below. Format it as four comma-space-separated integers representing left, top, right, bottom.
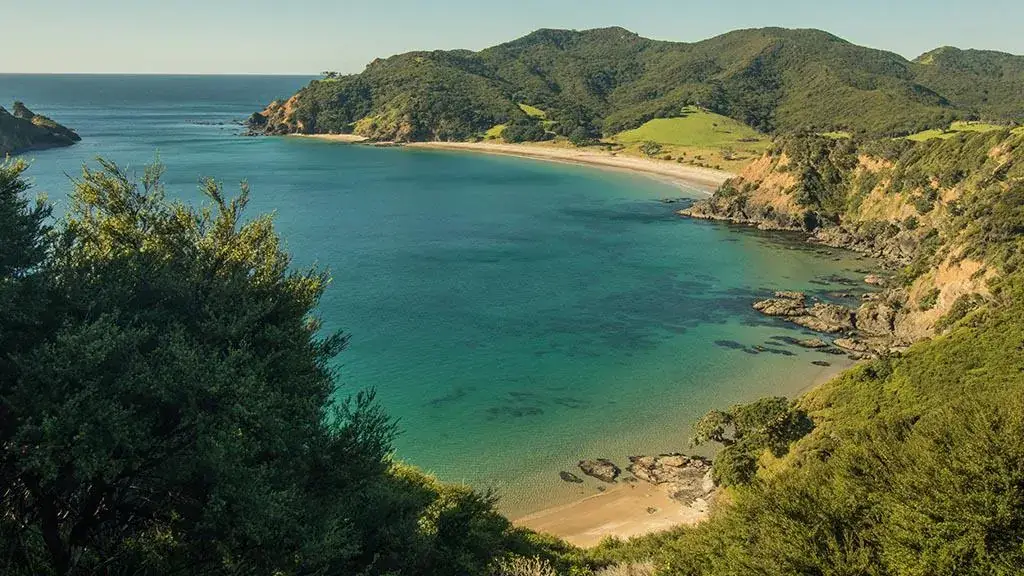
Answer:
1, 75, 875, 514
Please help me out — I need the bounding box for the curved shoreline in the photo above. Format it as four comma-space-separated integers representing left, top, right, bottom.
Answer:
411, 142, 733, 194
293, 135, 734, 194
410, 142, 731, 194
290, 133, 855, 547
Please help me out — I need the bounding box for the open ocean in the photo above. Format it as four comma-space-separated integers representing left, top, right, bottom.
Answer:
0, 74, 876, 514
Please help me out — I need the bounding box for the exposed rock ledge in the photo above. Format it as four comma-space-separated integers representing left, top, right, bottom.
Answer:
577, 459, 621, 483
753, 290, 906, 355
678, 202, 917, 266
627, 454, 716, 507
571, 454, 718, 511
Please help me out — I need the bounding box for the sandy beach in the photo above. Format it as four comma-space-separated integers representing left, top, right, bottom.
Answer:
290, 137, 733, 192
409, 142, 734, 193
512, 359, 854, 547
515, 480, 712, 548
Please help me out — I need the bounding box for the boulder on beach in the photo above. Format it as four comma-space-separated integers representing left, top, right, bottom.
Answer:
578, 458, 621, 483
627, 454, 716, 504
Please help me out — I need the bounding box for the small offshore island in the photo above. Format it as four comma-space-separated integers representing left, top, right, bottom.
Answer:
0, 101, 80, 156
3, 18, 1024, 576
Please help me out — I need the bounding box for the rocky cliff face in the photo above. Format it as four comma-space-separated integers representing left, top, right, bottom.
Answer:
682, 131, 1023, 346
247, 94, 306, 136
246, 90, 436, 142
0, 102, 81, 156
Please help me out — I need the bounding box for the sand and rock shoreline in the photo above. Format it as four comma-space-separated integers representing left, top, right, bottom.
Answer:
283, 133, 878, 547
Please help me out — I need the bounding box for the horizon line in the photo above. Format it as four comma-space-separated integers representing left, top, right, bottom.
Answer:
0, 72, 320, 77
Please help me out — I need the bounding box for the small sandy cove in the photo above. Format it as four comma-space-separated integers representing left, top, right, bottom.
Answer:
292, 136, 857, 548
514, 362, 849, 547
410, 141, 732, 193
514, 481, 712, 548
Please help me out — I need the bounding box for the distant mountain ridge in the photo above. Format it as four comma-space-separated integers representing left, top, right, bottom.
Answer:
0, 102, 80, 156
249, 27, 1024, 142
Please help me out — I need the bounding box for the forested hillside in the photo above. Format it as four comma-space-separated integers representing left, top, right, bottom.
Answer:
249, 27, 1024, 142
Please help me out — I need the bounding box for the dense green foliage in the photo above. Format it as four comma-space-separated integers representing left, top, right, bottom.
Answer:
502, 115, 548, 143
0, 160, 582, 576
0, 102, 80, 156
594, 274, 1024, 575
914, 47, 1024, 122
690, 398, 812, 486
252, 27, 1024, 142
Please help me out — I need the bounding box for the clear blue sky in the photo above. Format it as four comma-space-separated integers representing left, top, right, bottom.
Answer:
3, 0, 1022, 74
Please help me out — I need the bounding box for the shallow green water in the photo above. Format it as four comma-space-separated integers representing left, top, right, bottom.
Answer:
1, 75, 876, 514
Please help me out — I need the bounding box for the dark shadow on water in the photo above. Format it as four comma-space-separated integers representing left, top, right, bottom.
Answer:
427, 386, 477, 408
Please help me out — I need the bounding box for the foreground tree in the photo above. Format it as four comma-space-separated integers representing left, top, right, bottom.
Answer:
691, 397, 813, 486
0, 160, 398, 575
0, 159, 603, 576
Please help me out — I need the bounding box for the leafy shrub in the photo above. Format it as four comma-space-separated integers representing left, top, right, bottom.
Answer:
691, 397, 813, 487
503, 116, 547, 143
919, 287, 941, 311
491, 556, 558, 576
935, 293, 987, 331
639, 141, 663, 156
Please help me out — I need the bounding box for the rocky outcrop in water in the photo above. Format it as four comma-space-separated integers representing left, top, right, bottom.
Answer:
0, 102, 80, 156
796, 338, 829, 349
864, 274, 887, 287
578, 459, 621, 483
752, 290, 913, 355
753, 292, 807, 316
754, 292, 856, 334
246, 94, 307, 136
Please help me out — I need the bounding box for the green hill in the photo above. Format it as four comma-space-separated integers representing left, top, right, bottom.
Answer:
913, 46, 1024, 122
249, 27, 1024, 142
0, 102, 80, 156
614, 106, 768, 148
